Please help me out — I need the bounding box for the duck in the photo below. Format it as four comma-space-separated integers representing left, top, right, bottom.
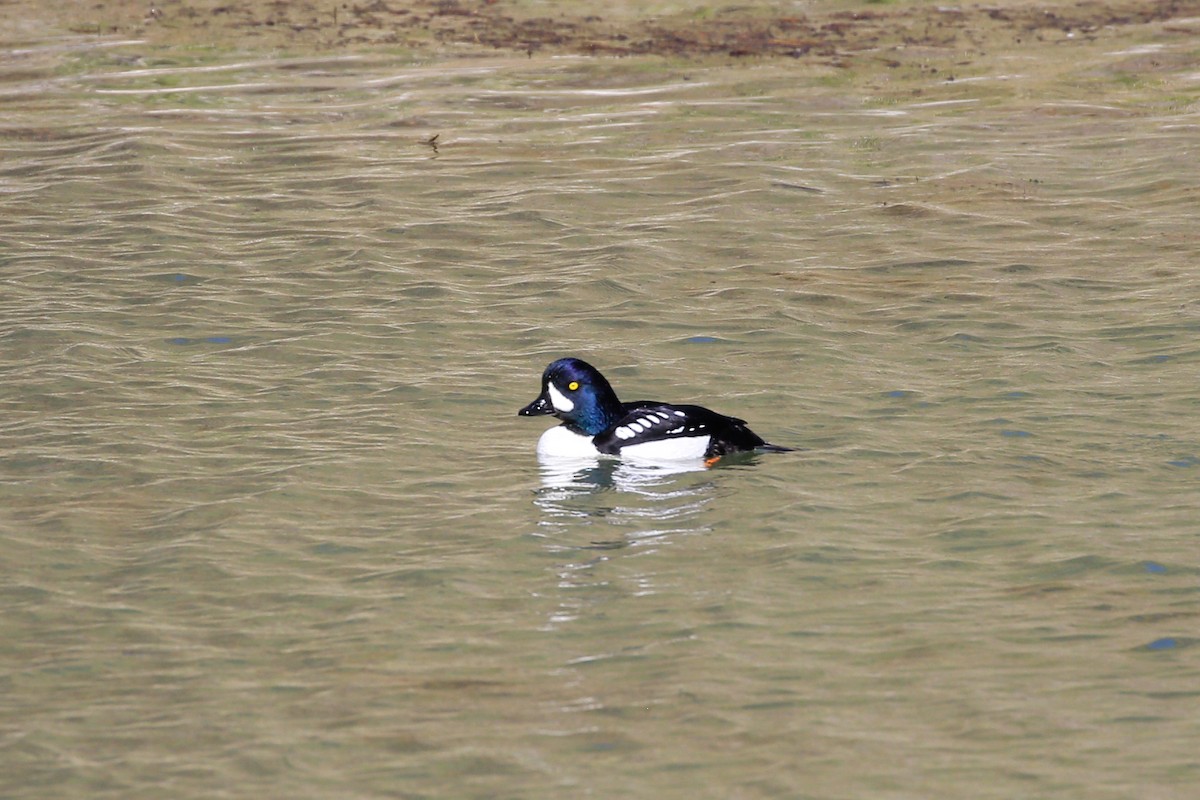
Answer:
518, 357, 791, 462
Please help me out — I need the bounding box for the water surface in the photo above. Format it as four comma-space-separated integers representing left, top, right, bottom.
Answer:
2, 28, 1199, 799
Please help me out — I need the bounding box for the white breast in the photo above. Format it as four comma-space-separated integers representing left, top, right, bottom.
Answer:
536, 425, 601, 458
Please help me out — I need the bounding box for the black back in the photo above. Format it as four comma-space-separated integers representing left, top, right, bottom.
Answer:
593, 403, 768, 458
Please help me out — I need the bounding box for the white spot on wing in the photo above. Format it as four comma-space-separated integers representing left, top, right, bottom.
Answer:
673, 410, 686, 417
616, 426, 635, 440
628, 422, 644, 433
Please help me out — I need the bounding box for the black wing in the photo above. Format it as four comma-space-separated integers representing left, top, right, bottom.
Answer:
593, 404, 769, 457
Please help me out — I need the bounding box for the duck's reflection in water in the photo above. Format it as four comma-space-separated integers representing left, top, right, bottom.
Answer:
530, 455, 723, 630
530, 454, 730, 550
537, 454, 710, 490
529, 453, 766, 631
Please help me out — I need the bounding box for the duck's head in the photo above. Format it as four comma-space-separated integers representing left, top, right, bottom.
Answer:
518, 357, 624, 436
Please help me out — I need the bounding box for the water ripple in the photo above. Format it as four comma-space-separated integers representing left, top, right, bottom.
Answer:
2, 40, 1199, 800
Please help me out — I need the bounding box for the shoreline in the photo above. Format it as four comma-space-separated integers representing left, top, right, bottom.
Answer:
8, 1, 1200, 67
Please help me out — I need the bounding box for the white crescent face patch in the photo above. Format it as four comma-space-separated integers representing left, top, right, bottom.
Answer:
546, 382, 574, 413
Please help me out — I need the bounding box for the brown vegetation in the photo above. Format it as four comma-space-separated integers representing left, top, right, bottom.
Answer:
34, 0, 1200, 64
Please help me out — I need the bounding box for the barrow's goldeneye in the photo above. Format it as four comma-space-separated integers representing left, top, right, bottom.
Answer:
518, 357, 791, 462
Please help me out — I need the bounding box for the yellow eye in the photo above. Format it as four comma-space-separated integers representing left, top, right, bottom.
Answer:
567, 381, 579, 391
